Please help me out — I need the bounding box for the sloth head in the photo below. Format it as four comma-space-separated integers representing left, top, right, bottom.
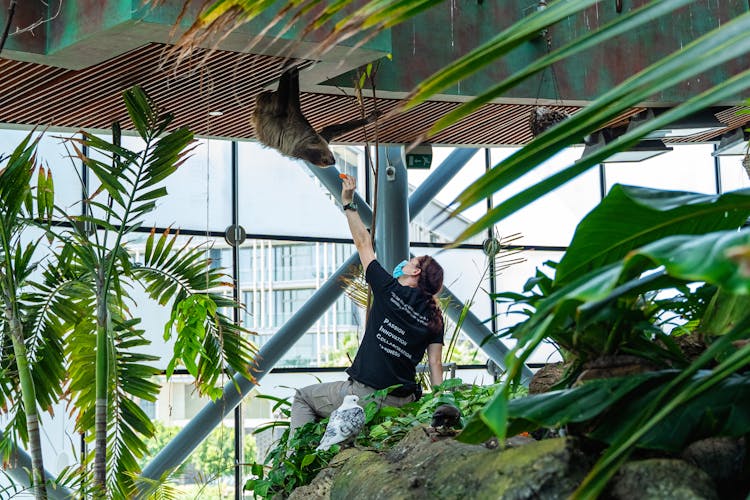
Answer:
297, 137, 336, 167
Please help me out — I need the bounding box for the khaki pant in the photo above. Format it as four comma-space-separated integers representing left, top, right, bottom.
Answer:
289, 378, 416, 437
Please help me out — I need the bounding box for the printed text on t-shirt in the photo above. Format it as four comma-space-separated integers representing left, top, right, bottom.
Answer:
388, 292, 428, 326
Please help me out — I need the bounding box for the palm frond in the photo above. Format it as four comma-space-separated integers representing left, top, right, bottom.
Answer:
133, 228, 258, 398
105, 316, 160, 496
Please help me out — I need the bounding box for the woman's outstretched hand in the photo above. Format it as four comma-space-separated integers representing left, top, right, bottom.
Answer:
340, 173, 356, 205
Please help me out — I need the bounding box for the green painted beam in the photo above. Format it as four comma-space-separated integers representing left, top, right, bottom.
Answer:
1, 1, 747, 110
0, 0, 390, 72
323, 0, 750, 105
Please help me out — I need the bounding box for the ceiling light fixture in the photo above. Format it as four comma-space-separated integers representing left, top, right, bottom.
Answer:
580, 129, 673, 163
711, 127, 750, 157
208, 110, 224, 117
629, 109, 726, 139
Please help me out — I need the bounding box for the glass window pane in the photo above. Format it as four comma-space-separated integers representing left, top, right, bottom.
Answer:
408, 147, 485, 245
418, 247, 492, 364
237, 142, 358, 238
604, 144, 717, 194
146, 138, 232, 231
142, 377, 250, 498
85, 135, 231, 232
0, 129, 83, 216
236, 238, 365, 367
719, 155, 750, 192
491, 146, 601, 248
493, 250, 565, 364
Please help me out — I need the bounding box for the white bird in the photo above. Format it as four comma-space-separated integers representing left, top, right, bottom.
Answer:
316, 394, 365, 451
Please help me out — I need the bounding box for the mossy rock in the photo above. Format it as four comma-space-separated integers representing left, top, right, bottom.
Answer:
328, 426, 595, 499
606, 458, 718, 500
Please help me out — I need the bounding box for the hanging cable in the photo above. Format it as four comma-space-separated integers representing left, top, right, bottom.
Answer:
529, 13, 569, 138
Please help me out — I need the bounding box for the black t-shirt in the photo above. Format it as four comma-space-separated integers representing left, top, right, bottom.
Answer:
346, 260, 443, 396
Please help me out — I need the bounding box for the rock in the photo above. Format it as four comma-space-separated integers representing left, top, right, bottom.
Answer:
607, 458, 718, 500
288, 448, 361, 500
529, 362, 566, 394
681, 437, 747, 499
673, 334, 708, 362
329, 426, 595, 499
576, 355, 660, 383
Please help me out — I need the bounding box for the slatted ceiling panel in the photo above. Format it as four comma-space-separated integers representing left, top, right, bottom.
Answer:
3, 42, 742, 146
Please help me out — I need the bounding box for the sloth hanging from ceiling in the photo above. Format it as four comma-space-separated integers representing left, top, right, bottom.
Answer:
253, 65, 381, 167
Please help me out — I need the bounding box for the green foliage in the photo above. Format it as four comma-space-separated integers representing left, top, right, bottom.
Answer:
164, 295, 218, 390
2, 86, 260, 497
244, 380, 525, 499
143, 421, 256, 484
554, 185, 750, 286
244, 396, 335, 499
0, 130, 61, 496
463, 184, 750, 498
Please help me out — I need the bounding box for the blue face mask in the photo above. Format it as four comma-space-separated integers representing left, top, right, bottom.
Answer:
392, 259, 409, 279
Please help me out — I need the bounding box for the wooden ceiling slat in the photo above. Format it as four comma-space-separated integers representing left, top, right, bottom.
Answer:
3, 46, 164, 116
3, 44, 741, 147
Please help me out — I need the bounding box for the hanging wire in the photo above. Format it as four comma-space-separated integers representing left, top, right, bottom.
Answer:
529, 19, 569, 137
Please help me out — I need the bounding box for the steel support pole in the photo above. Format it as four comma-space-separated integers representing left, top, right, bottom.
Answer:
375, 145, 410, 270
1, 436, 72, 499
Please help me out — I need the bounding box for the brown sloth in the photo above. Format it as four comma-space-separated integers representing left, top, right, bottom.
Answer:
253, 66, 380, 167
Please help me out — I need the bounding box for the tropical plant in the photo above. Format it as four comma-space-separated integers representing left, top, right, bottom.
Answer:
0, 132, 59, 499
243, 380, 526, 499
32, 87, 259, 497
163, 1, 750, 496
459, 184, 750, 498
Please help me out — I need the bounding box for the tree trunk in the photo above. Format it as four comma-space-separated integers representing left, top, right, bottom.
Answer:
7, 309, 47, 500
93, 292, 109, 497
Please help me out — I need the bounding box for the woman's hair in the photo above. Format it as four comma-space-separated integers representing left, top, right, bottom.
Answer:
416, 255, 444, 336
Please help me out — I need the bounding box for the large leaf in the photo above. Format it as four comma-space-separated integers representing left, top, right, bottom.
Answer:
536, 228, 750, 317
461, 369, 750, 453
589, 370, 750, 452
555, 185, 750, 285
621, 229, 750, 295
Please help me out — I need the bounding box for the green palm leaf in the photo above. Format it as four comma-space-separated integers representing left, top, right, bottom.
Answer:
0, 131, 65, 497
134, 228, 257, 398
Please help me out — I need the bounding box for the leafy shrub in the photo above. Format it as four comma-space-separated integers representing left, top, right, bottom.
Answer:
244, 379, 526, 498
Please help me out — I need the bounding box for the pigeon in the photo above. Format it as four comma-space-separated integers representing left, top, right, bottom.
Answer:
430, 404, 462, 436
316, 394, 365, 451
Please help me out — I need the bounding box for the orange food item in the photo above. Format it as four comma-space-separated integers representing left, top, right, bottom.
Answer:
339, 173, 348, 179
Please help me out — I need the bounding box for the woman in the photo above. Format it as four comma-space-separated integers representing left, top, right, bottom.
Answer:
289, 174, 445, 437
